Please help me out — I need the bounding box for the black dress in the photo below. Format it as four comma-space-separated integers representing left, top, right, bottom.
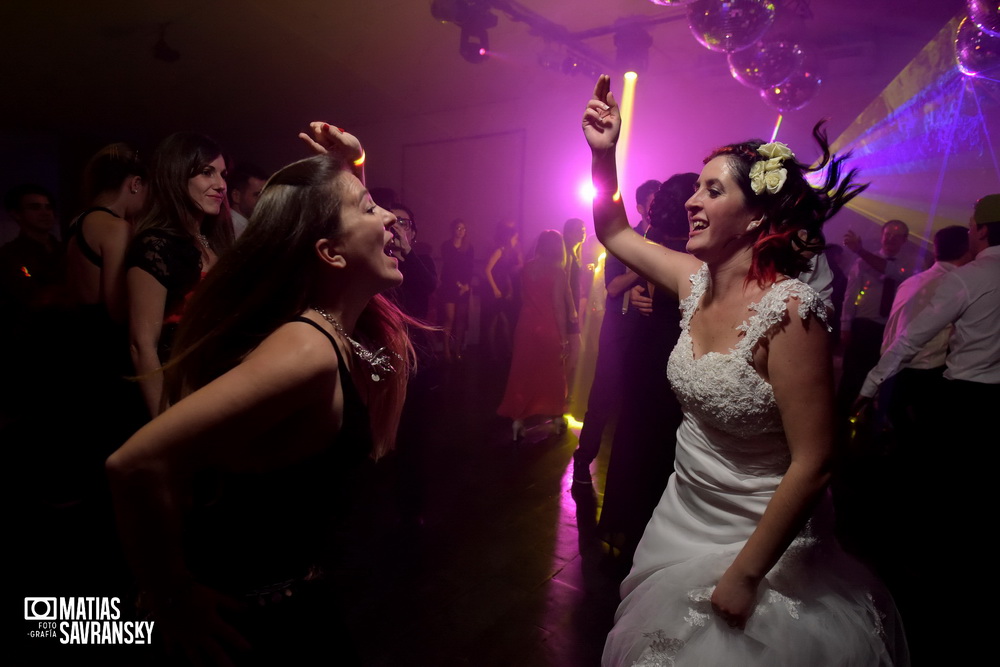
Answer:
183, 317, 372, 664
438, 240, 473, 304
125, 228, 203, 360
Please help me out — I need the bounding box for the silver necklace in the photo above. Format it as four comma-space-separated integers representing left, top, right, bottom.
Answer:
311, 306, 398, 382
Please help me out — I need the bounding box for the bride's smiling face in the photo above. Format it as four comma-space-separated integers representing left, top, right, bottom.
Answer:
684, 156, 759, 262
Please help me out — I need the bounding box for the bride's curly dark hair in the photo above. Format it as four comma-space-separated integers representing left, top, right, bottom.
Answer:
706, 121, 868, 287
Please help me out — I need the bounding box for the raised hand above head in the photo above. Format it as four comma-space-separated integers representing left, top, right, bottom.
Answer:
843, 229, 862, 254
298, 123, 364, 165
582, 75, 621, 153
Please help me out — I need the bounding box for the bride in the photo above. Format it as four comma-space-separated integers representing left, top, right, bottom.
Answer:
582, 76, 908, 665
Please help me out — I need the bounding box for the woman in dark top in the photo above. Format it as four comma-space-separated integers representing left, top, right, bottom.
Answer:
64, 143, 149, 436
483, 223, 523, 361
126, 132, 234, 417
67, 142, 147, 322
107, 124, 415, 664
598, 174, 695, 572
439, 218, 473, 361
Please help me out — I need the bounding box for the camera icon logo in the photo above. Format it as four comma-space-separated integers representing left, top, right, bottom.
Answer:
24, 597, 57, 621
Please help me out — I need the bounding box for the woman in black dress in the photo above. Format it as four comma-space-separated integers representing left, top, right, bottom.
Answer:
107, 124, 415, 664
439, 218, 473, 361
126, 132, 234, 417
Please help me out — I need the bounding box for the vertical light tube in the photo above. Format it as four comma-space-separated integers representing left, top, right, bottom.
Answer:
618, 71, 638, 197
770, 113, 783, 142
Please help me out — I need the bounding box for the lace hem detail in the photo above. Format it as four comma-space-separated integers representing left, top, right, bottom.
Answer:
633, 630, 685, 667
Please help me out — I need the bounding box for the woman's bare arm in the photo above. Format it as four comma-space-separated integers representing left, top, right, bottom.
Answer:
128, 267, 169, 417
485, 247, 504, 298
583, 76, 700, 297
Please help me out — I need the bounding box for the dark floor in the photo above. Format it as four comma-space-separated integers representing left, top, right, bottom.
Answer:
338, 349, 627, 667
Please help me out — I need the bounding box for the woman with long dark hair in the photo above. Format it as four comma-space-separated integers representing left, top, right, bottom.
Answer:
126, 132, 234, 417
583, 76, 906, 665
107, 125, 414, 664
597, 174, 694, 573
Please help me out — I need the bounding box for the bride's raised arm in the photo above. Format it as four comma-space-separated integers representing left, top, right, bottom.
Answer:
583, 75, 700, 297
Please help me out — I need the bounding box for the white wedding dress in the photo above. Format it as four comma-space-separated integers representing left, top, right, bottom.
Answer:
603, 265, 908, 667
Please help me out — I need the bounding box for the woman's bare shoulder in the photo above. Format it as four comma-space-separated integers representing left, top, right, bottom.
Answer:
241, 320, 348, 383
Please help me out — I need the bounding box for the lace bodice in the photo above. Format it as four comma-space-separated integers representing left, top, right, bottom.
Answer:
666, 264, 829, 441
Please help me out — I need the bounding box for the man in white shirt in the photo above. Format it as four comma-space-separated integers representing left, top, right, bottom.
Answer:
874, 225, 970, 442
836, 219, 925, 414
859, 195, 1000, 402
854, 194, 1000, 659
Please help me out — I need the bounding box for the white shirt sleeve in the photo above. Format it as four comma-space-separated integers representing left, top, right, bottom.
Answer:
859, 271, 969, 398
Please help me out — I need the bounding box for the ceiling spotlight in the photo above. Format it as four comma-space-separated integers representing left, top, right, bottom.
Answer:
432, 0, 498, 64
460, 27, 490, 63
614, 22, 653, 73
561, 54, 601, 78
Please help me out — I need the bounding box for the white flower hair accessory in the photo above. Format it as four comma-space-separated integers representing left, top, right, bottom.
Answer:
749, 141, 795, 195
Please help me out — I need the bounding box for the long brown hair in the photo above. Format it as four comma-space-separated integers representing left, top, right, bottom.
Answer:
135, 131, 234, 255
164, 153, 415, 458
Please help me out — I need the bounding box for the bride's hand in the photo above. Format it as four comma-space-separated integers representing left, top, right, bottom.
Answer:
298, 122, 363, 163
582, 75, 621, 153
711, 567, 760, 630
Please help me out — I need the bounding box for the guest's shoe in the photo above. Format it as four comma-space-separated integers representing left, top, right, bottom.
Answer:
512, 419, 525, 441
552, 415, 567, 435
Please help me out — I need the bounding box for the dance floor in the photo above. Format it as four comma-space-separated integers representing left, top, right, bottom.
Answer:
340, 350, 623, 666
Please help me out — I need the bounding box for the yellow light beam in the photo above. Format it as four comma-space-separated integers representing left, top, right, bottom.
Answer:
619, 71, 638, 197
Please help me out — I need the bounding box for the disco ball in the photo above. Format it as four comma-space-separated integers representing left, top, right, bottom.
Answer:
956, 15, 1000, 76
760, 53, 822, 112
687, 0, 777, 53
728, 38, 803, 89
968, 0, 1000, 38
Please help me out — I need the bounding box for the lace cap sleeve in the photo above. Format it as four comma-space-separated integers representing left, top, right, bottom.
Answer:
126, 229, 201, 290
737, 279, 832, 356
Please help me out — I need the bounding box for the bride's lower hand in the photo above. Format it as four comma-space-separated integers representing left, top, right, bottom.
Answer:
582, 75, 621, 153
711, 567, 760, 630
